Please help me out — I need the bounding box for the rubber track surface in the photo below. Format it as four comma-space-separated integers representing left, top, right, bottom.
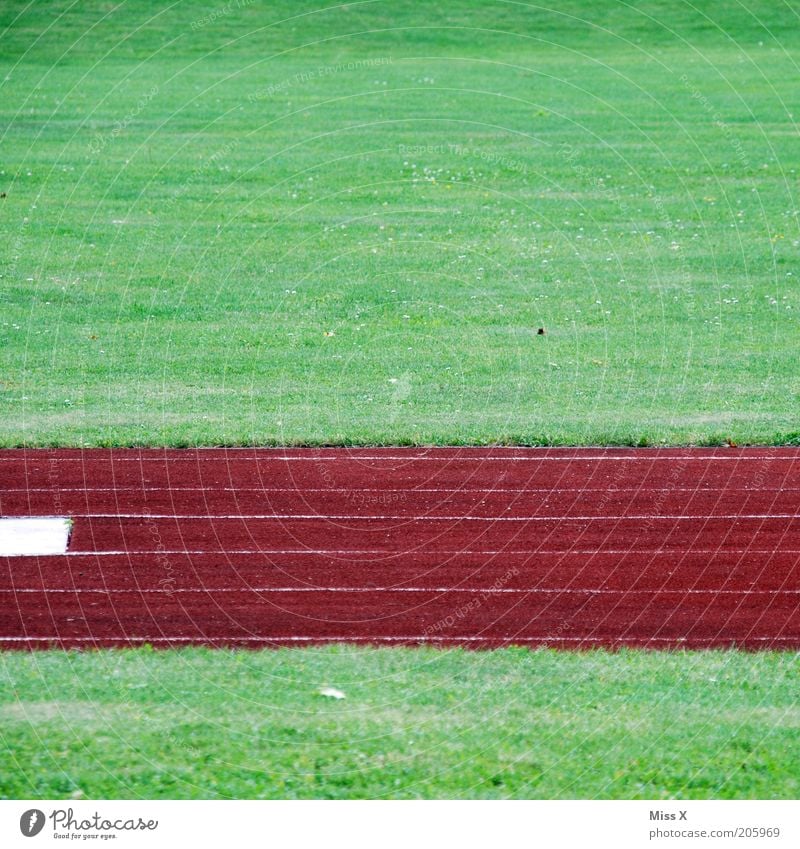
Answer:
1, 447, 799, 649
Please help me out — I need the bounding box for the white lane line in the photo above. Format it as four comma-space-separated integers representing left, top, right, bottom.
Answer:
0, 518, 71, 556
43, 547, 800, 556
0, 635, 795, 643
12, 486, 798, 493
50, 512, 800, 520
2, 454, 797, 462
0, 444, 792, 452
4, 587, 798, 594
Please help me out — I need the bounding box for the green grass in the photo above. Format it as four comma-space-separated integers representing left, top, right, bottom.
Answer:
2, 0, 799, 446
1, 647, 798, 799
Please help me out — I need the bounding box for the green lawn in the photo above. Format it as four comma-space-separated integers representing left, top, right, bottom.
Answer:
1, 647, 798, 799
2, 0, 799, 446
2, 0, 799, 801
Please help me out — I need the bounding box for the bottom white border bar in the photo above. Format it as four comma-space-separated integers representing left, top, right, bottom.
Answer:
1, 800, 797, 849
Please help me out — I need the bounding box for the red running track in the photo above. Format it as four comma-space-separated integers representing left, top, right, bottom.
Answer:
1, 447, 799, 649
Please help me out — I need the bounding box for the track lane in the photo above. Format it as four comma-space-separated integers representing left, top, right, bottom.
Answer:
4, 488, 800, 518
66, 515, 800, 555
3, 449, 798, 493
3, 551, 799, 592
1, 589, 797, 648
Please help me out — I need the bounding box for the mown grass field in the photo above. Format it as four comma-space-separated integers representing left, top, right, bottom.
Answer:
2, 0, 799, 446
1, 0, 799, 801
2, 648, 798, 800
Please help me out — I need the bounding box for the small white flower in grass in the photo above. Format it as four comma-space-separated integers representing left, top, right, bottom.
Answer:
318, 687, 346, 700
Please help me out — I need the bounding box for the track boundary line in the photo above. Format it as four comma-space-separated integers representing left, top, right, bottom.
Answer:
3, 454, 799, 463
41, 512, 800, 520
4, 587, 798, 595
33, 547, 800, 556
12, 486, 799, 493
0, 635, 796, 643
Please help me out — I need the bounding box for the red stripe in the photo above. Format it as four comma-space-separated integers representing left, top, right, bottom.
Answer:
2, 448, 799, 649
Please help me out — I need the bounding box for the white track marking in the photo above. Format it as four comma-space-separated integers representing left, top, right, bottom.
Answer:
48, 512, 800, 520
4, 587, 797, 594
52, 547, 800, 556
0, 518, 71, 556
0, 635, 795, 643
2, 454, 798, 462
11, 486, 799, 493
